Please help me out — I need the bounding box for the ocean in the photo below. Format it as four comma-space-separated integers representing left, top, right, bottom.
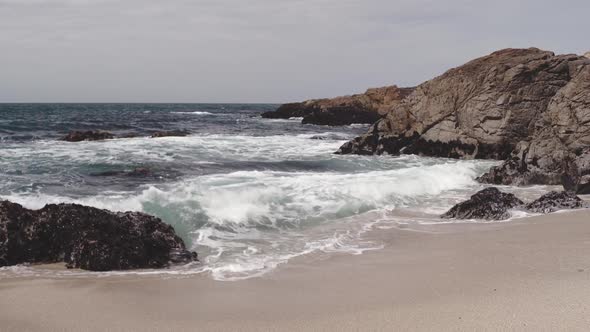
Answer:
0, 104, 551, 280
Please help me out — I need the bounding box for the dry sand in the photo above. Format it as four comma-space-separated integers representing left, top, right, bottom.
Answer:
1, 210, 590, 331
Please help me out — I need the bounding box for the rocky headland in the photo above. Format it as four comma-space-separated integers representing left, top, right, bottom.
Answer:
262, 85, 415, 126
0, 201, 197, 271
336, 48, 590, 194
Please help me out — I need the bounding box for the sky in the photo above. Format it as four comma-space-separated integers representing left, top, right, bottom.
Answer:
0, 0, 588, 103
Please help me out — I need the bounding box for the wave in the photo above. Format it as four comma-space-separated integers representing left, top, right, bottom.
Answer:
170, 111, 213, 115
2, 159, 488, 280
0, 135, 348, 173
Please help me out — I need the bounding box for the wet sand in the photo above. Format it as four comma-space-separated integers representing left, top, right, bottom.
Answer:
1, 210, 590, 331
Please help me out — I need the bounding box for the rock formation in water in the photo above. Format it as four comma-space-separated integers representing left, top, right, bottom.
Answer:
441, 187, 524, 220
0, 201, 197, 271
60, 130, 191, 141
337, 48, 590, 192
151, 130, 189, 138
61, 130, 115, 142
262, 85, 415, 126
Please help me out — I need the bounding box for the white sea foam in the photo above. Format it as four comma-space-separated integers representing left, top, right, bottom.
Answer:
1, 157, 492, 280
348, 123, 371, 128
170, 111, 213, 115
0, 134, 347, 169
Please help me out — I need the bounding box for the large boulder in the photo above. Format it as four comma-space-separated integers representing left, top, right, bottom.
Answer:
262, 85, 415, 126
61, 130, 115, 142
441, 187, 524, 220
0, 201, 197, 271
525, 191, 586, 213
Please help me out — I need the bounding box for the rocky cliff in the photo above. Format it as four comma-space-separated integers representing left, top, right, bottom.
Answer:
262, 85, 415, 126
337, 48, 590, 192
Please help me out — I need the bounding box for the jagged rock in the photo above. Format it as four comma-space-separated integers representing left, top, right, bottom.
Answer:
262, 86, 414, 126
0, 201, 197, 271
525, 191, 586, 213
338, 48, 588, 158
61, 130, 115, 142
151, 130, 189, 138
478, 58, 590, 191
441, 187, 524, 220
337, 48, 590, 191
584, 52, 590, 59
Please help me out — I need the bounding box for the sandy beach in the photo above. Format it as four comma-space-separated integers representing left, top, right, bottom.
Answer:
1, 210, 589, 331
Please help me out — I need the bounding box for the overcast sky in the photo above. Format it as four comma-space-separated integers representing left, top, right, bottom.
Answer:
0, 0, 588, 103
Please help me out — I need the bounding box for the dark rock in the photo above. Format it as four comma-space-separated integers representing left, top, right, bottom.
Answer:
262, 86, 414, 126
261, 103, 310, 119
91, 167, 153, 178
441, 187, 524, 220
61, 130, 115, 142
525, 191, 586, 213
151, 130, 189, 138
127, 167, 152, 177
118, 133, 140, 138
578, 176, 590, 194
0, 201, 197, 271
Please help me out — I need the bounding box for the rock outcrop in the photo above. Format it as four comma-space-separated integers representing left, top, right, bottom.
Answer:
262, 85, 415, 126
477, 58, 590, 192
61, 131, 191, 141
525, 191, 586, 213
337, 48, 590, 191
90, 167, 154, 178
151, 130, 189, 138
0, 201, 197, 271
61, 130, 115, 142
441, 187, 587, 220
441, 187, 524, 220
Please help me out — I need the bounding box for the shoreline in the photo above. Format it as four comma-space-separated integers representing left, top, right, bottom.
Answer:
2, 209, 590, 331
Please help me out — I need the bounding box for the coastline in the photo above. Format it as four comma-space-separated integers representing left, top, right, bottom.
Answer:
1, 209, 589, 331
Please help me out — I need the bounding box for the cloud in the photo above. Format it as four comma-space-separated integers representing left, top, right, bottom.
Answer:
0, 0, 588, 102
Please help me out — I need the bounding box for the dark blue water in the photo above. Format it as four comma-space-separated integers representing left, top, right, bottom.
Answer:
0, 104, 370, 195
0, 103, 323, 141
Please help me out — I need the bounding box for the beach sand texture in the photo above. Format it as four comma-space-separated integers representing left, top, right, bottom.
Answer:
1, 210, 589, 332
